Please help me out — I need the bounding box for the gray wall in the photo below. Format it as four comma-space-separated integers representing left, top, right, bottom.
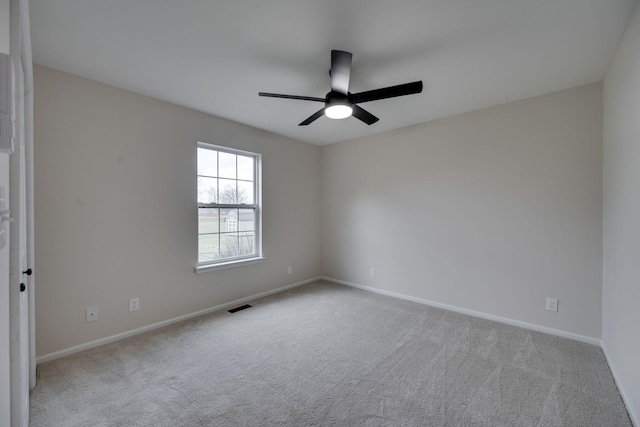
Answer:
34, 66, 322, 356
603, 3, 640, 423
322, 83, 603, 339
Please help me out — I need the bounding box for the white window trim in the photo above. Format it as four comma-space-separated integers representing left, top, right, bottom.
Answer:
195, 256, 265, 274
195, 142, 263, 272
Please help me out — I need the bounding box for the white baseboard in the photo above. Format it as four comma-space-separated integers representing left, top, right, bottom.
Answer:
321, 276, 602, 346
602, 344, 638, 427
37, 276, 321, 364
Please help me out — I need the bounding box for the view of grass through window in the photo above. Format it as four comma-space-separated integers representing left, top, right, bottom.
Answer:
197, 145, 258, 265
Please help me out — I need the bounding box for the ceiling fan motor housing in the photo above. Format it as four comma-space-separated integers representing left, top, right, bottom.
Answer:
326, 92, 351, 107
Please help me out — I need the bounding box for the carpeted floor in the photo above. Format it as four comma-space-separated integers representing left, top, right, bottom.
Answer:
30, 280, 632, 426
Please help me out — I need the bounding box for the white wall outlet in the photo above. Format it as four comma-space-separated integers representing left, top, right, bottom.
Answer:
370, 268, 376, 277
546, 297, 558, 312
129, 297, 139, 312
86, 306, 99, 322
287, 266, 292, 275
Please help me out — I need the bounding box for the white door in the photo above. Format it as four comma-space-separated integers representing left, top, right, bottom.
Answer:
0, 3, 12, 425
9, 52, 29, 427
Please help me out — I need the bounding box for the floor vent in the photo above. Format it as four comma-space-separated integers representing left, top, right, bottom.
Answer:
228, 304, 252, 313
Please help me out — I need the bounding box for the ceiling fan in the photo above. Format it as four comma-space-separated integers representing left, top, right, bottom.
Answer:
259, 50, 423, 126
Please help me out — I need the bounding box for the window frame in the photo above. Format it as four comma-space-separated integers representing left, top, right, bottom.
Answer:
195, 142, 264, 273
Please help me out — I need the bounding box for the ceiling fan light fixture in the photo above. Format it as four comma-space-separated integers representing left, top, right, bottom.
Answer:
325, 104, 353, 119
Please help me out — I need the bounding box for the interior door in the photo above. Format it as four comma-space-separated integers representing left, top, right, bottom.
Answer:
9, 51, 29, 427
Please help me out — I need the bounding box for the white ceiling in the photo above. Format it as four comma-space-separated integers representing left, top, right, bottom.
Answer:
29, 0, 637, 146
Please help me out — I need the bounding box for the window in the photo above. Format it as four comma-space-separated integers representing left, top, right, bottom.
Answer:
196, 143, 262, 272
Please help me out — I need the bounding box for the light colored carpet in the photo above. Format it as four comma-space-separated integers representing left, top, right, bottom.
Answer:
30, 280, 632, 426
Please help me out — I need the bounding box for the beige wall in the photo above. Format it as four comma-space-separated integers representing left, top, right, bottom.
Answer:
33, 66, 322, 356
34, 65, 607, 360
322, 83, 603, 339
603, 3, 640, 423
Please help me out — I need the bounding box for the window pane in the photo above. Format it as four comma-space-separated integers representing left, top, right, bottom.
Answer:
238, 208, 255, 231
199, 234, 219, 263
220, 233, 239, 259
237, 180, 254, 205
219, 152, 236, 179
198, 177, 217, 203
198, 208, 219, 233
218, 179, 236, 204
239, 231, 255, 256
237, 155, 254, 181
197, 148, 217, 177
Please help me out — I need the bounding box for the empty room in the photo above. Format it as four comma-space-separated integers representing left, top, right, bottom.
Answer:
1, 0, 639, 425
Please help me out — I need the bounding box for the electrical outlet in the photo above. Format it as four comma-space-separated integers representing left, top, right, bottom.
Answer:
545, 298, 558, 312
370, 268, 376, 277
287, 266, 292, 275
86, 306, 99, 322
129, 297, 139, 312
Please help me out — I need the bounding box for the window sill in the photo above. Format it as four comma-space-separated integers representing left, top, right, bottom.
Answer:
195, 257, 265, 274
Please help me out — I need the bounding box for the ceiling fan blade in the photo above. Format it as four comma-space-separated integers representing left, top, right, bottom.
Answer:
299, 108, 326, 126
259, 92, 325, 102
351, 81, 423, 104
330, 50, 352, 95
352, 105, 379, 125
